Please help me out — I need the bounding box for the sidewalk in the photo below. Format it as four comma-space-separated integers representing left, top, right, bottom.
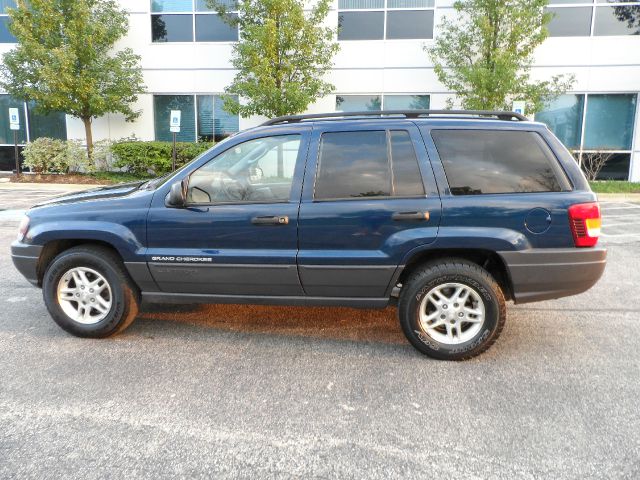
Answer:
0, 180, 97, 192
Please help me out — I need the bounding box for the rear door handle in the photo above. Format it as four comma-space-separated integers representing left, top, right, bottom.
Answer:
251, 215, 289, 225
392, 211, 430, 221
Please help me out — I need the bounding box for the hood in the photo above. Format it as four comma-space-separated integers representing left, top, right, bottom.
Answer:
31, 181, 146, 208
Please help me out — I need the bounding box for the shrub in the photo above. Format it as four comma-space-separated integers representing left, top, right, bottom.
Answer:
112, 140, 214, 176
23, 138, 90, 174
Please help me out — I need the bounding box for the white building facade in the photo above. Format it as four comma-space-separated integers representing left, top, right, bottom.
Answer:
0, 0, 639, 181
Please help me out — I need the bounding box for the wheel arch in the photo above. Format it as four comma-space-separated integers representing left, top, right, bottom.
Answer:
395, 248, 514, 302
36, 239, 123, 287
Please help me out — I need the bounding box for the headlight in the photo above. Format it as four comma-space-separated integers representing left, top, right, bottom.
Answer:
17, 215, 30, 242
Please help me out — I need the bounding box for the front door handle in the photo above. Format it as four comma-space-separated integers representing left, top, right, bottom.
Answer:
251, 215, 289, 225
392, 211, 430, 222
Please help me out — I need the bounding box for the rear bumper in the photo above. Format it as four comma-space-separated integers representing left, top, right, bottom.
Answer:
498, 247, 606, 304
11, 240, 43, 286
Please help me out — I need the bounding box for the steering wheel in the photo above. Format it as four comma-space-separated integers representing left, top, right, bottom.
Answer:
218, 172, 251, 201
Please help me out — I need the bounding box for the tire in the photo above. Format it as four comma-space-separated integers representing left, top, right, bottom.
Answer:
398, 259, 506, 360
42, 245, 140, 338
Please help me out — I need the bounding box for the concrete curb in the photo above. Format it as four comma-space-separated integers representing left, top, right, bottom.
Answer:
597, 193, 640, 202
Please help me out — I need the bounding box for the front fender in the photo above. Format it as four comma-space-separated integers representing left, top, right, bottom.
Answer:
27, 221, 145, 262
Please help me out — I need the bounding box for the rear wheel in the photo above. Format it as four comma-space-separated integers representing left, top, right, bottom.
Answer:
398, 259, 506, 360
43, 245, 139, 338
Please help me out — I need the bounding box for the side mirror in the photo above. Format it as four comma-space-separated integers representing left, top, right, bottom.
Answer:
166, 179, 187, 208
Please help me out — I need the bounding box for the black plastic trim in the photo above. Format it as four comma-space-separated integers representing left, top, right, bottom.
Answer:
142, 292, 389, 309
498, 247, 607, 304
11, 241, 43, 286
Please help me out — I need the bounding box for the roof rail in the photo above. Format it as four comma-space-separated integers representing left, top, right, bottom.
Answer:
260, 109, 528, 126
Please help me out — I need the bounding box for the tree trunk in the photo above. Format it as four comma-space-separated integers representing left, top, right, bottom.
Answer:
82, 116, 93, 161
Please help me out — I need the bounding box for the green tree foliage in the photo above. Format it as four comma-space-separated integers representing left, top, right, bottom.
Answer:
208, 0, 339, 117
0, 0, 145, 158
428, 0, 574, 113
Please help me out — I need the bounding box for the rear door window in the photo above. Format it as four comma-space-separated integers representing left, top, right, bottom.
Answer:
314, 130, 425, 200
431, 130, 570, 195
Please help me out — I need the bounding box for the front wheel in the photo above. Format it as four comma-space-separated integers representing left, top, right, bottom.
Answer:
398, 259, 506, 360
42, 245, 140, 338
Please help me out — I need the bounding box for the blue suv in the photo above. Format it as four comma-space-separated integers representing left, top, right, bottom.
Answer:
11, 110, 606, 360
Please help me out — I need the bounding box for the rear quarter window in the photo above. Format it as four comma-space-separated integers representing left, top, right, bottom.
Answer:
431, 129, 570, 195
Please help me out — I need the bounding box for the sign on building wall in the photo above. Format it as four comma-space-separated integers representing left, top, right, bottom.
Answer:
9, 108, 20, 130
170, 110, 181, 133
512, 101, 526, 117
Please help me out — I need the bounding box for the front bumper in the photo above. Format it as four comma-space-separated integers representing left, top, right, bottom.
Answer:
498, 247, 607, 304
11, 240, 43, 286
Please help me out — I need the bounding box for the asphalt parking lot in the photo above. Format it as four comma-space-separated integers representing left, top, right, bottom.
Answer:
1, 185, 639, 479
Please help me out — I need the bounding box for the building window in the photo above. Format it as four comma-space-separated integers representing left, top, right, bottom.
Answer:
0, 0, 16, 43
153, 94, 239, 142
336, 94, 430, 111
536, 93, 638, 180
337, 0, 434, 41
151, 0, 238, 43
547, 1, 640, 37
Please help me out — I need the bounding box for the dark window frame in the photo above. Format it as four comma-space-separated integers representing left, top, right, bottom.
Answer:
312, 128, 426, 202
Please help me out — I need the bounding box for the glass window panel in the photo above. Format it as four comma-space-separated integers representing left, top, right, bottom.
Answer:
315, 131, 390, 199
0, 95, 26, 144
151, 0, 193, 13
214, 96, 239, 141
432, 130, 565, 195
0, 16, 15, 43
188, 134, 300, 204
27, 102, 67, 141
594, 5, 640, 35
154, 95, 196, 142
195, 13, 238, 41
591, 152, 631, 180
338, 12, 384, 40
0, 0, 16, 14
584, 94, 637, 150
535, 94, 584, 149
0, 145, 24, 171
151, 14, 193, 42
386, 10, 433, 39
336, 95, 381, 112
384, 94, 430, 110
196, 0, 237, 10
390, 130, 425, 196
546, 7, 592, 36
196, 95, 213, 141
387, 0, 434, 8
550, 0, 593, 4
338, 0, 384, 9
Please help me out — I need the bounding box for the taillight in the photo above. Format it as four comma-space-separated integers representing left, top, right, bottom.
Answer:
568, 202, 601, 247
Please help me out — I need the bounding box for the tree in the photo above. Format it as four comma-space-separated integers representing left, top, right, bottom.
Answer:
0, 0, 145, 158
580, 151, 616, 181
427, 0, 574, 113
207, 0, 339, 118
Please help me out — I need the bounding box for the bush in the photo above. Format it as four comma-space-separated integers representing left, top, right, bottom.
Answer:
23, 138, 90, 174
112, 140, 214, 176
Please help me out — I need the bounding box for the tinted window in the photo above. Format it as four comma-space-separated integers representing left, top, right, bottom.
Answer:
535, 94, 584, 149
27, 102, 67, 141
315, 130, 425, 200
316, 131, 389, 199
583, 94, 637, 149
594, 5, 640, 35
151, 0, 193, 12
154, 95, 196, 142
384, 94, 430, 110
432, 130, 566, 195
0, 0, 16, 15
338, 12, 384, 40
547, 7, 592, 36
151, 14, 193, 42
0, 95, 26, 143
336, 95, 381, 111
386, 10, 433, 39
195, 13, 238, 41
188, 135, 301, 204
390, 131, 424, 196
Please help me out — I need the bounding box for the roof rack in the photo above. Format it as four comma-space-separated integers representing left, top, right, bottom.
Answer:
260, 109, 528, 126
